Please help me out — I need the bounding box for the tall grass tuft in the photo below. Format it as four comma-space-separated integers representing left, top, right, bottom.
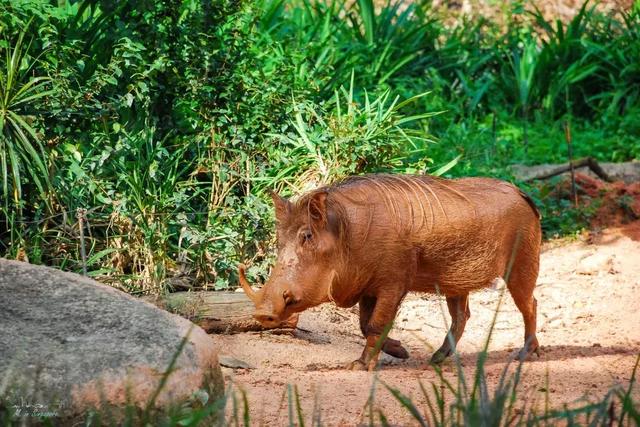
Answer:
0, 23, 53, 221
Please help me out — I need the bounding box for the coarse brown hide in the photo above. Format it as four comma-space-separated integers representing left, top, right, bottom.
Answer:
240, 174, 541, 370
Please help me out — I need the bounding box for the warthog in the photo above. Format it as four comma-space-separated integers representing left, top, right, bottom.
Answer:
240, 174, 541, 370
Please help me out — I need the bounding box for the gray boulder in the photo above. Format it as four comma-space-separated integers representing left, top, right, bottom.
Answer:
0, 259, 224, 420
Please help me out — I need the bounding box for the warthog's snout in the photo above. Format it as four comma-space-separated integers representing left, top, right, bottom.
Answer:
240, 263, 298, 329
254, 310, 281, 328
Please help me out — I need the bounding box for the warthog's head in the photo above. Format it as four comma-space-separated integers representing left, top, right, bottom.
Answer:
239, 190, 343, 328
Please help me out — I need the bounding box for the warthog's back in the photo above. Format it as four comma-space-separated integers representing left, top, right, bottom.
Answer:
328, 174, 541, 296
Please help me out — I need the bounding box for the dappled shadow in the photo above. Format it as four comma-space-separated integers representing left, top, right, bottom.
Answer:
244, 327, 336, 345
466, 343, 640, 367
367, 343, 640, 373
298, 343, 640, 373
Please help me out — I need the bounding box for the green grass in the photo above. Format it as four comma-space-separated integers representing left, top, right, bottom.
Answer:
0, 22, 53, 219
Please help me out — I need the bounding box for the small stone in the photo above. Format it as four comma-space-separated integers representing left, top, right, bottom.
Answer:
219, 355, 254, 370
576, 253, 616, 275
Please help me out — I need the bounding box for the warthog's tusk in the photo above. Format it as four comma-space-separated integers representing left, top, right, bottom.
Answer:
238, 264, 260, 304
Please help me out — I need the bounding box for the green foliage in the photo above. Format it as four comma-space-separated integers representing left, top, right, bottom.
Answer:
266, 79, 437, 193
0, 0, 639, 290
0, 24, 53, 215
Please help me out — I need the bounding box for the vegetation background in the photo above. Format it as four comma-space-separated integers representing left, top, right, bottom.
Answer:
1, 1, 639, 425
1, 0, 639, 295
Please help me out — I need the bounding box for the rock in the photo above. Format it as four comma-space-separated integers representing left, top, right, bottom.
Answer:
576, 252, 616, 275
218, 355, 254, 370
0, 259, 224, 420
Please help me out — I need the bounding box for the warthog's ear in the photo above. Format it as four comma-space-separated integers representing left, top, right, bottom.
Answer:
308, 191, 328, 229
269, 190, 291, 222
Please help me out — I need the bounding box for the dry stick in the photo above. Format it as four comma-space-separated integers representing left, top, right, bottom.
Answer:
564, 121, 579, 208
523, 157, 613, 183
491, 111, 497, 158
492, 111, 497, 142
76, 208, 88, 276
523, 107, 529, 155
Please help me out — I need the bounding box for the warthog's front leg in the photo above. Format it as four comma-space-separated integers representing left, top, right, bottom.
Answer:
358, 295, 409, 360
348, 290, 406, 371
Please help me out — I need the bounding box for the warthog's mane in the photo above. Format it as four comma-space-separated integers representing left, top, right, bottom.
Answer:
296, 174, 476, 241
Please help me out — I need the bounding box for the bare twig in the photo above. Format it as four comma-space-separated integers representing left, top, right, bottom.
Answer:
523, 157, 613, 183
565, 121, 578, 207
76, 208, 88, 276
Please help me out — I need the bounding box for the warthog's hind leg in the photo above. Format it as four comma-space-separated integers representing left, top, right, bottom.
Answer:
430, 293, 470, 365
512, 295, 540, 360
506, 234, 541, 360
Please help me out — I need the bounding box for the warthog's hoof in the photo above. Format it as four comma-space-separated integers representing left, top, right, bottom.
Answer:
345, 359, 367, 371
516, 345, 541, 362
429, 348, 451, 365
382, 340, 410, 360
345, 359, 379, 371
515, 336, 540, 361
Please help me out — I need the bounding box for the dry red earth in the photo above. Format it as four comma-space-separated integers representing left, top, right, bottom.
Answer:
213, 221, 640, 425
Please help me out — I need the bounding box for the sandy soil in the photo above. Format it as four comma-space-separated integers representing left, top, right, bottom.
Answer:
428, 0, 634, 25
213, 223, 640, 426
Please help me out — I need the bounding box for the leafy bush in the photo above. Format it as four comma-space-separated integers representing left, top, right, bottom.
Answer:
0, 0, 638, 291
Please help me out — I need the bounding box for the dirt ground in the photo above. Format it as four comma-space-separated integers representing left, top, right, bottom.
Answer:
429, 0, 634, 23
213, 222, 640, 425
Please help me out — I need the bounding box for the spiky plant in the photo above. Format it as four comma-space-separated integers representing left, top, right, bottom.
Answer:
0, 24, 53, 216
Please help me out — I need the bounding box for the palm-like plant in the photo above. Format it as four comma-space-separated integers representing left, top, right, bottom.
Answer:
510, 37, 539, 152
0, 26, 53, 214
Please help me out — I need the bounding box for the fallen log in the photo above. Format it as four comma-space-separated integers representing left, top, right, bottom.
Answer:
523, 157, 614, 182
142, 291, 299, 333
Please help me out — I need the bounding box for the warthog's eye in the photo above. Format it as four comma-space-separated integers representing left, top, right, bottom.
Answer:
299, 229, 313, 245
